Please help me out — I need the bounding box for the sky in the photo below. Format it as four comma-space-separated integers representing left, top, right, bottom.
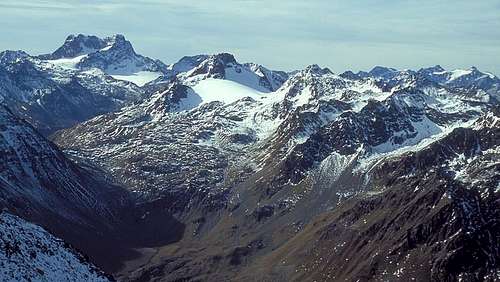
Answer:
1, 0, 499, 75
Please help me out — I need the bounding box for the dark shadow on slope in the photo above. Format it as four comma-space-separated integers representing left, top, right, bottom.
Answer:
1, 197, 186, 275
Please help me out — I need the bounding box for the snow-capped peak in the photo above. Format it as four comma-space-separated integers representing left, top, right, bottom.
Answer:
182, 53, 287, 92
186, 53, 237, 78
210, 52, 238, 65
39, 34, 169, 86
169, 55, 209, 73
46, 33, 135, 60
419, 65, 445, 74
0, 50, 30, 65
99, 34, 136, 55
303, 64, 333, 76
48, 34, 108, 60
369, 66, 398, 78
422, 66, 500, 90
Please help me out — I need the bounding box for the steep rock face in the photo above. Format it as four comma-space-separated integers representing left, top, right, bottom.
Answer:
0, 104, 186, 273
169, 55, 209, 73
243, 62, 289, 91
75, 34, 169, 74
251, 112, 500, 282
0, 35, 291, 135
0, 212, 112, 282
0, 105, 126, 225
44, 34, 108, 59
188, 53, 237, 79
145, 81, 199, 113
0, 48, 144, 135
182, 53, 288, 92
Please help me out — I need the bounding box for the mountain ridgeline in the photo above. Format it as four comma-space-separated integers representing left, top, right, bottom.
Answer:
0, 34, 499, 281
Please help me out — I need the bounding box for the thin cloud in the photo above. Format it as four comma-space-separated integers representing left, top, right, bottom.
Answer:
0, 0, 499, 75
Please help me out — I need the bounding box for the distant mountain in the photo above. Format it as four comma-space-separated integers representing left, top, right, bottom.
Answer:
343, 65, 500, 97
41, 34, 169, 75
0, 35, 289, 135
0, 34, 180, 135
169, 55, 209, 73
419, 65, 500, 92
1, 34, 499, 281
54, 52, 499, 281
0, 48, 144, 135
179, 53, 288, 92
42, 34, 109, 59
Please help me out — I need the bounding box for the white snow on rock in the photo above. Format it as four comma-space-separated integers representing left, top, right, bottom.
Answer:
355, 118, 478, 175
110, 71, 162, 86
0, 212, 110, 282
191, 78, 268, 104
46, 54, 87, 70
224, 66, 272, 93
174, 88, 204, 112
371, 116, 443, 154
441, 69, 473, 81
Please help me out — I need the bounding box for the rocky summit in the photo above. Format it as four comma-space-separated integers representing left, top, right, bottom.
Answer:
0, 34, 499, 281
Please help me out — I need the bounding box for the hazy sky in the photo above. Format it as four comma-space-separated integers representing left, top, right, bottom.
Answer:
1, 0, 499, 74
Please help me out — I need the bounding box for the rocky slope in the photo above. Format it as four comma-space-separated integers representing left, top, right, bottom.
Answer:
0, 35, 289, 136
0, 103, 184, 273
1, 34, 499, 281
113, 106, 499, 282
0, 212, 112, 282
41, 34, 169, 75
0, 104, 126, 226
0, 33, 175, 135
243, 109, 500, 281
53, 50, 499, 281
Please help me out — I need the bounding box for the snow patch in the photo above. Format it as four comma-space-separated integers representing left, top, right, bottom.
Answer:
175, 88, 204, 112
356, 118, 478, 174
0, 212, 110, 282
434, 69, 472, 81
110, 71, 162, 87
46, 54, 87, 70
191, 78, 267, 104
224, 66, 271, 93
371, 116, 443, 154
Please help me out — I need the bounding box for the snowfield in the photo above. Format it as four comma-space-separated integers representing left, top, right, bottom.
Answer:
191, 78, 268, 104
110, 71, 162, 86
46, 54, 87, 70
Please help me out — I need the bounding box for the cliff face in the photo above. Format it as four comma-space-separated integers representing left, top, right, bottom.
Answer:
243, 114, 500, 281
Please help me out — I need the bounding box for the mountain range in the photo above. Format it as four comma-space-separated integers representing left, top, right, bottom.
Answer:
0, 34, 498, 281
